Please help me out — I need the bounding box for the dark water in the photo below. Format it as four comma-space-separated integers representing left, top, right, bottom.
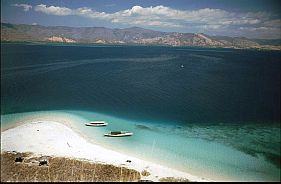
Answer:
1, 43, 280, 125
1, 43, 281, 178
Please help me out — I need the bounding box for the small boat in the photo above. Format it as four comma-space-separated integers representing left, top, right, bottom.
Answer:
85, 121, 108, 127
104, 131, 133, 137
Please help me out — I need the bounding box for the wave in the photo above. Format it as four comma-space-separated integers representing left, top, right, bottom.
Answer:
188, 53, 224, 62
176, 48, 235, 53
1, 55, 177, 78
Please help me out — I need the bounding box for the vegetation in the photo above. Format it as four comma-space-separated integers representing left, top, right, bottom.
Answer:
141, 169, 151, 176
159, 177, 190, 182
1, 151, 140, 182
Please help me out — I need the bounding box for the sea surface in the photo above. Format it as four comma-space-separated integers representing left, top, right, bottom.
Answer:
1, 43, 280, 181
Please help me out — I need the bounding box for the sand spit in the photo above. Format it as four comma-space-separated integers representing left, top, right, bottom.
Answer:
1, 120, 209, 182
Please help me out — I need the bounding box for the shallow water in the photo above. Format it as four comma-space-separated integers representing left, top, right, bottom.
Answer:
1, 43, 280, 181
1, 110, 280, 181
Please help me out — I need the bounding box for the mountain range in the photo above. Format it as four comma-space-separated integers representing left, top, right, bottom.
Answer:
1, 23, 280, 50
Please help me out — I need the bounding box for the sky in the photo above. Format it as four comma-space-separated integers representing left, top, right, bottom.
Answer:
1, 0, 281, 39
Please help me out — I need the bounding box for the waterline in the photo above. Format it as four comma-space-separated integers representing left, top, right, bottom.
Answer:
1, 110, 279, 181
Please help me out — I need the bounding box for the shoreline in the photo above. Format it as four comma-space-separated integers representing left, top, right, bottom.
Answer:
2, 39, 281, 51
1, 117, 209, 182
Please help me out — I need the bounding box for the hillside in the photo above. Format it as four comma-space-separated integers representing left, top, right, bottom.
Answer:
1, 23, 280, 50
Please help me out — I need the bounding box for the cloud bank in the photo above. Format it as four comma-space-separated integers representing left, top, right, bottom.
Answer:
15, 4, 281, 38
34, 4, 72, 16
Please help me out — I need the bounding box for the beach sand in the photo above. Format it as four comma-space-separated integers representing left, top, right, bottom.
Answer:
1, 119, 209, 182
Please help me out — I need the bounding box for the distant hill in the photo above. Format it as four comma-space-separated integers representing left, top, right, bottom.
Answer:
1, 23, 280, 50
251, 39, 281, 46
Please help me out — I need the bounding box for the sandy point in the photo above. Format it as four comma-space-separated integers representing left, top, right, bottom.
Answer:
1, 119, 209, 182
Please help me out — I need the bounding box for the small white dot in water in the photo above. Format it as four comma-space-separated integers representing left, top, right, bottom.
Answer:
181, 65, 184, 68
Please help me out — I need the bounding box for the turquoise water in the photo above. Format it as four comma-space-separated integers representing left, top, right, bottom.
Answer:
1, 110, 279, 181
1, 43, 280, 181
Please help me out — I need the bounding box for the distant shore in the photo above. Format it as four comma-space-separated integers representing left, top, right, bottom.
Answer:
1, 40, 281, 51
1, 116, 208, 182
2, 22, 281, 51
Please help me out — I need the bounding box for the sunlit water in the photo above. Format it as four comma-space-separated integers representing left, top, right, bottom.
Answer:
1, 110, 280, 181
1, 43, 280, 181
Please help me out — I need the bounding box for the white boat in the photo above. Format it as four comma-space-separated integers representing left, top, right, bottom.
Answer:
104, 131, 133, 137
85, 121, 108, 127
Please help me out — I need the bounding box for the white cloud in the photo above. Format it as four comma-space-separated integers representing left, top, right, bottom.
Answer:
221, 19, 261, 25
31, 4, 280, 38
12, 4, 32, 11
34, 4, 72, 16
32, 4, 271, 28
238, 26, 281, 39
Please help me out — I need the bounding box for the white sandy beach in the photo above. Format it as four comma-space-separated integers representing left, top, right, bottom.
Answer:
1, 120, 209, 182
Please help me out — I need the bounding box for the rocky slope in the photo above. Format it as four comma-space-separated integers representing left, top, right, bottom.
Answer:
1, 23, 280, 50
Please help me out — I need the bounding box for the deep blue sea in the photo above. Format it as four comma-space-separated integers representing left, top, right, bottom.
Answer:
1, 43, 280, 181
